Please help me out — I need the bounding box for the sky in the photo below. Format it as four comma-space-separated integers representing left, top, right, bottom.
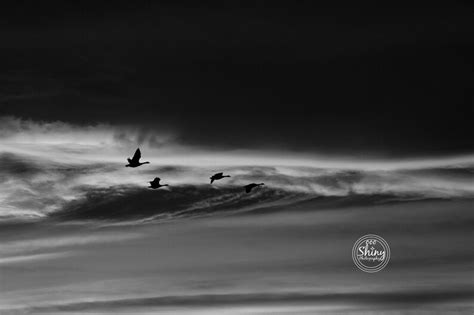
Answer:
0, 2, 473, 314
0, 2, 473, 155
1, 198, 473, 313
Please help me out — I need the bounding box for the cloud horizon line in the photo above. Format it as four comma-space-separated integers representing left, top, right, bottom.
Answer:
21, 289, 474, 313
2, 115, 474, 165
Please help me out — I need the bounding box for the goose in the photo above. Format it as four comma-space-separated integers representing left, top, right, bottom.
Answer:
125, 148, 150, 167
244, 183, 264, 193
149, 177, 169, 189
210, 172, 231, 184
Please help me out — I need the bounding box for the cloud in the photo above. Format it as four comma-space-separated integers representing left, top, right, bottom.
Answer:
1, 116, 473, 169
0, 252, 71, 265
0, 116, 177, 150
0, 152, 42, 178
0, 233, 143, 257
50, 184, 302, 222
24, 290, 474, 313
0, 116, 473, 222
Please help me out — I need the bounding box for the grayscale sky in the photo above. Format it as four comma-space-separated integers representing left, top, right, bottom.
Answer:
0, 2, 473, 314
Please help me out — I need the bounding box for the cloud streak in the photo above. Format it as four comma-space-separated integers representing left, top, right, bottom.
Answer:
0, 233, 143, 256
24, 290, 474, 313
0, 252, 71, 265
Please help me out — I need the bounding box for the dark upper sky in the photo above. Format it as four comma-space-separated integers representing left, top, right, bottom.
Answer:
0, 1, 473, 156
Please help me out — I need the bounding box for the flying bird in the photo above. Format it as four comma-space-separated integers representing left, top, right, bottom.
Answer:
210, 172, 231, 184
149, 177, 169, 189
125, 148, 150, 167
244, 183, 264, 193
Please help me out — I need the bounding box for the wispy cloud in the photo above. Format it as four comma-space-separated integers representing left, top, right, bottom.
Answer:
0, 252, 71, 265
23, 290, 474, 313
1, 116, 473, 169
0, 233, 143, 256
1, 116, 473, 221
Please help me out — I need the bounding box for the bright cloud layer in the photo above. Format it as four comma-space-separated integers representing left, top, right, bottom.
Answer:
1, 116, 473, 221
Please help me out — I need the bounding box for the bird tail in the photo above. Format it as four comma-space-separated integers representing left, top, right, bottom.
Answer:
210, 179, 214, 184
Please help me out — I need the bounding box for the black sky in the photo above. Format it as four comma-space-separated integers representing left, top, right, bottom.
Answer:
0, 2, 473, 155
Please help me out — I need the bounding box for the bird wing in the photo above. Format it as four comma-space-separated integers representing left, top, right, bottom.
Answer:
132, 148, 141, 162
216, 172, 223, 176
153, 177, 161, 183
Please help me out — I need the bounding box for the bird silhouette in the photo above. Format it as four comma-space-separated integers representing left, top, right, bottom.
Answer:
244, 183, 264, 193
125, 148, 150, 167
210, 172, 231, 184
149, 177, 169, 189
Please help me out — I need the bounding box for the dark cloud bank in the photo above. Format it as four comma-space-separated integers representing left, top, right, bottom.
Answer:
0, 2, 473, 155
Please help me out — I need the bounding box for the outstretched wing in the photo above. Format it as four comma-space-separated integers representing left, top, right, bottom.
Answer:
153, 177, 161, 184
244, 185, 252, 193
131, 148, 141, 162
215, 172, 223, 176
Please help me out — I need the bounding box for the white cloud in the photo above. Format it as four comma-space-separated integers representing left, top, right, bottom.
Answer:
0, 233, 143, 256
0, 252, 71, 265
0, 116, 473, 221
